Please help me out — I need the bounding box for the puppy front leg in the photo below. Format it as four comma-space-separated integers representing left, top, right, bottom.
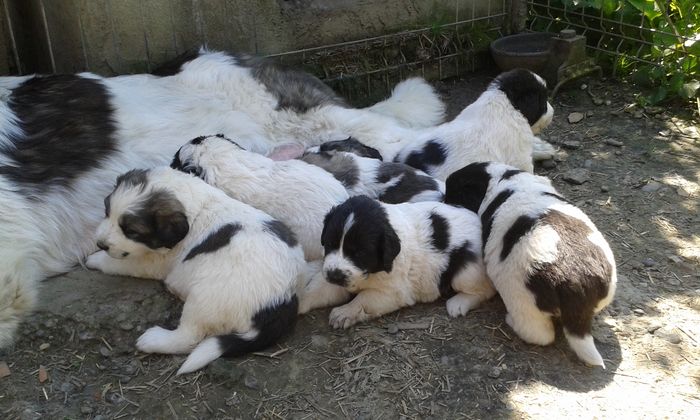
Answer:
85, 250, 169, 280
298, 271, 352, 314
329, 289, 403, 329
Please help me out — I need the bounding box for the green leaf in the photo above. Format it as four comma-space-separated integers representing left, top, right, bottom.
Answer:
602, 0, 621, 14
649, 85, 668, 104
680, 80, 700, 98
625, 0, 661, 22
669, 73, 685, 92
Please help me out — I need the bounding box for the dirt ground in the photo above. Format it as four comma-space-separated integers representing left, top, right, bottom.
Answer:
1, 72, 699, 419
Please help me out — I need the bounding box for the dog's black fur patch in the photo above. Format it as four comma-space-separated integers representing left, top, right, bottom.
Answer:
439, 240, 478, 298
444, 162, 491, 213
525, 210, 613, 337
183, 223, 242, 262
235, 54, 346, 113
494, 69, 549, 127
170, 148, 203, 178
325, 268, 349, 287
401, 140, 446, 173
542, 191, 573, 205
322, 196, 401, 274
263, 219, 298, 247
376, 163, 440, 204
500, 169, 523, 182
480, 189, 514, 248
218, 294, 299, 357
150, 48, 201, 76
0, 75, 117, 191
119, 189, 189, 250
300, 151, 359, 188
318, 137, 383, 160
500, 214, 539, 261
429, 212, 450, 251
116, 169, 149, 190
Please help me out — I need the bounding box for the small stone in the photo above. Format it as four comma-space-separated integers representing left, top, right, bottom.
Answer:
38, 366, 48, 383
668, 277, 681, 287
244, 375, 259, 390
633, 308, 645, 316
654, 327, 681, 344
562, 140, 581, 150
99, 346, 112, 357
593, 98, 604, 106
658, 129, 671, 137
642, 258, 657, 267
676, 187, 690, 198
38, 343, 50, 351
604, 138, 623, 147
641, 181, 662, 193
539, 159, 557, 169
645, 106, 663, 115
80, 405, 93, 415
586, 110, 594, 117
668, 255, 682, 264
119, 322, 133, 331
600, 185, 609, 192
568, 112, 585, 123
78, 331, 94, 341
0, 361, 10, 378
647, 323, 662, 333
580, 83, 588, 90
488, 367, 502, 379
562, 168, 590, 185
605, 99, 612, 106
106, 392, 124, 405
633, 110, 644, 119
387, 324, 399, 334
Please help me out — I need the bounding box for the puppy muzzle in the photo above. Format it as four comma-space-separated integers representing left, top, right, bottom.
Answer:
325, 268, 350, 287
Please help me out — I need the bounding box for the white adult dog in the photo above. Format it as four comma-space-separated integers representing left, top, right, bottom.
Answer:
0, 49, 444, 347
171, 134, 349, 261
444, 162, 617, 368
86, 167, 305, 374
298, 196, 490, 327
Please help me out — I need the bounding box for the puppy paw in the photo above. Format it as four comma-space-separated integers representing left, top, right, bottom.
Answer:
136, 326, 172, 354
85, 250, 109, 271
531, 137, 556, 161
446, 294, 480, 317
329, 304, 365, 329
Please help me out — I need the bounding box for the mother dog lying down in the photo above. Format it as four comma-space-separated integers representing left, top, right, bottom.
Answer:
0, 49, 445, 348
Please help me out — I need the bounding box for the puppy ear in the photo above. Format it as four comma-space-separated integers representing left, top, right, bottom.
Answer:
444, 162, 491, 213
379, 223, 401, 273
154, 210, 189, 248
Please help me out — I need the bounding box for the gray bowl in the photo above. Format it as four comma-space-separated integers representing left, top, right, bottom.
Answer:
490, 32, 554, 73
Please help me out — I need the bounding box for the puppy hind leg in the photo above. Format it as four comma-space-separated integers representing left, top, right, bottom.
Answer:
505, 304, 555, 346
561, 307, 605, 368
447, 265, 497, 317
136, 325, 201, 355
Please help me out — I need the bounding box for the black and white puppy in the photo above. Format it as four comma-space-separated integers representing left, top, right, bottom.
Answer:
300, 147, 445, 204
299, 196, 490, 327
86, 167, 305, 374
444, 162, 617, 368
171, 134, 349, 261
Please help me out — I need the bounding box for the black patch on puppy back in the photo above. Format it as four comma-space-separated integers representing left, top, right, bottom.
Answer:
116, 169, 149, 190
184, 223, 242, 262
429, 213, 450, 251
526, 210, 613, 337
319, 137, 383, 160
500, 214, 538, 261
401, 140, 446, 173
500, 169, 523, 182
300, 152, 359, 188
444, 162, 491, 213
1, 75, 117, 191
439, 240, 478, 298
494, 69, 548, 127
150, 48, 201, 76
119, 189, 189, 250
376, 163, 440, 204
480, 189, 514, 247
542, 191, 572, 205
263, 219, 298, 247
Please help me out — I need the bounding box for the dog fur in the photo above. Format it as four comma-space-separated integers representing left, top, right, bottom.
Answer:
171, 134, 349, 261
86, 166, 305, 374
0, 49, 444, 347
444, 162, 617, 367
298, 196, 490, 327
300, 147, 445, 204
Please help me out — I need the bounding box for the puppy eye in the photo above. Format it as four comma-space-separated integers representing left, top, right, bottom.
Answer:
182, 164, 202, 177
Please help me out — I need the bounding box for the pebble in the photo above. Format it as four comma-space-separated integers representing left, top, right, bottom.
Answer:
654, 327, 682, 344
605, 99, 612, 106
106, 392, 124, 405
387, 324, 399, 334
667, 255, 682, 264
38, 366, 48, 383
642, 257, 657, 267
562, 168, 590, 185
600, 185, 609, 192
604, 138, 623, 147
634, 110, 644, 119
647, 323, 662, 333
539, 159, 557, 169
488, 367, 502, 379
99, 346, 112, 357
562, 140, 582, 149
676, 187, 690, 198
38, 343, 50, 351
244, 375, 259, 390
586, 110, 594, 117
0, 361, 10, 378
580, 83, 588, 90
641, 181, 663, 193
568, 112, 585, 123
119, 322, 134, 331
593, 98, 604, 106
633, 308, 645, 316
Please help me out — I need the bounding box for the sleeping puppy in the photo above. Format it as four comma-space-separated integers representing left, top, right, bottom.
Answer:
298, 196, 491, 327
86, 167, 305, 374
444, 162, 617, 368
300, 148, 445, 204
171, 134, 349, 261
390, 69, 555, 178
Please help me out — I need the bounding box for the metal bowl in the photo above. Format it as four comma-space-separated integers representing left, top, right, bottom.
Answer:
490, 32, 555, 72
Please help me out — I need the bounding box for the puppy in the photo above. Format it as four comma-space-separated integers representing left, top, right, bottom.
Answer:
299, 196, 491, 328
86, 167, 305, 374
300, 148, 445, 204
171, 134, 349, 261
444, 162, 617, 368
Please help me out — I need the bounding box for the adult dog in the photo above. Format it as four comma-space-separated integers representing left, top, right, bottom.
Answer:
444, 162, 616, 367
86, 167, 305, 374
0, 49, 444, 348
298, 196, 489, 327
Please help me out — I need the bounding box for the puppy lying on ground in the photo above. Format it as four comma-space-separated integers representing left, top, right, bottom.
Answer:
444, 162, 617, 367
171, 134, 349, 261
300, 147, 445, 204
86, 167, 305, 374
298, 196, 490, 327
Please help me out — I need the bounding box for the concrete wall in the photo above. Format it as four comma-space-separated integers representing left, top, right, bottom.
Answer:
4, 0, 510, 76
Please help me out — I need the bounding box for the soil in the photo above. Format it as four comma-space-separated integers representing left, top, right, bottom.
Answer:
1, 73, 699, 419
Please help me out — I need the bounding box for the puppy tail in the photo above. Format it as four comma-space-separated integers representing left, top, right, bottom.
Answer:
177, 295, 299, 375
564, 329, 606, 369
365, 78, 446, 128
0, 273, 38, 350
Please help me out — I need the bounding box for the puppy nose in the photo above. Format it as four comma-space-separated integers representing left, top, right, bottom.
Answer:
96, 241, 109, 251
325, 268, 348, 286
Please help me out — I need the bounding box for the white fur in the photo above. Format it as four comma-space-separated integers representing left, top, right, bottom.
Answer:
364, 77, 446, 129
0, 50, 444, 347
86, 166, 305, 373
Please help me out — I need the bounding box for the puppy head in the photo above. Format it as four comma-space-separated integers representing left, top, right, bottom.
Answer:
320, 196, 401, 290
491, 69, 553, 134
95, 169, 189, 259
171, 134, 244, 185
